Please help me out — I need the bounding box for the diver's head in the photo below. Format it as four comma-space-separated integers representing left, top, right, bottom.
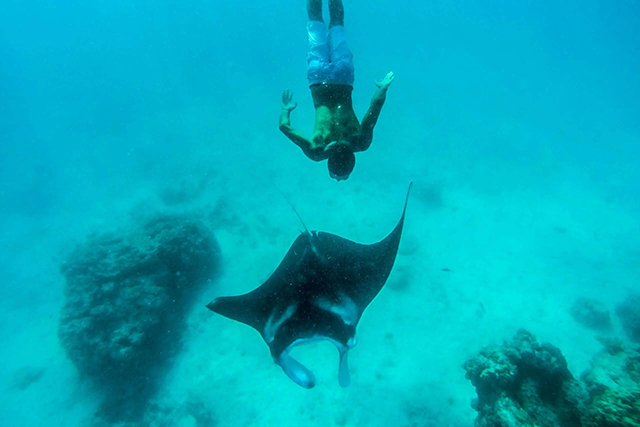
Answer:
327, 143, 355, 181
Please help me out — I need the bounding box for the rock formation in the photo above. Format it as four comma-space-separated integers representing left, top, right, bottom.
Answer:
58, 214, 219, 423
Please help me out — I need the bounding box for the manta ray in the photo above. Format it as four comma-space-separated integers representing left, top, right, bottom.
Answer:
207, 184, 412, 388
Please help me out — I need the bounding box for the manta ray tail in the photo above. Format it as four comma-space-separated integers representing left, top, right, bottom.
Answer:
278, 189, 310, 235
403, 182, 413, 217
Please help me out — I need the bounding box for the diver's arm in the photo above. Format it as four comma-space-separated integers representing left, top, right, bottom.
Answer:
279, 90, 322, 161
360, 72, 395, 149
279, 109, 316, 159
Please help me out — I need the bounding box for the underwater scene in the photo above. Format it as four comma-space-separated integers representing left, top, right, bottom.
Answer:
1, 0, 639, 426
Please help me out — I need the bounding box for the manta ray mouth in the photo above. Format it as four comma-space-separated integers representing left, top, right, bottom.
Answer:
275, 336, 354, 389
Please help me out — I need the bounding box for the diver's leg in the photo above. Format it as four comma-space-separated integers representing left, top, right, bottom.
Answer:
307, 1, 329, 86
328, 0, 344, 28
326, 0, 353, 86
307, 0, 323, 22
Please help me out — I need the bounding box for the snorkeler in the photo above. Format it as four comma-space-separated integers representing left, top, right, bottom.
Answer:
279, 0, 395, 181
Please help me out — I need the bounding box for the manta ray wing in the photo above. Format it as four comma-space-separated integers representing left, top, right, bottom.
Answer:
207, 233, 313, 331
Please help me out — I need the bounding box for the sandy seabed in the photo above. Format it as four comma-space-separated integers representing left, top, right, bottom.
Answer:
0, 123, 638, 427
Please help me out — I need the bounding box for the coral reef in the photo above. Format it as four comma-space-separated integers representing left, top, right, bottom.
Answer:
581, 338, 640, 427
464, 331, 640, 427
463, 330, 586, 427
570, 297, 612, 332
58, 214, 219, 423
616, 295, 640, 343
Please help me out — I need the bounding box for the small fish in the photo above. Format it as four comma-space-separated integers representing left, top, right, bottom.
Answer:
476, 302, 486, 318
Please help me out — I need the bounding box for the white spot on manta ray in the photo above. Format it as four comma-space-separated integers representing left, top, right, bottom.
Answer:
264, 304, 297, 344
313, 294, 359, 326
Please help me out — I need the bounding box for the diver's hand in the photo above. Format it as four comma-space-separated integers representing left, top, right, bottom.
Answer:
375, 72, 395, 90
281, 90, 298, 111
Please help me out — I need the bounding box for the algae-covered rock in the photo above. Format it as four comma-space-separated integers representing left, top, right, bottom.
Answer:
463, 329, 586, 427
464, 331, 640, 427
581, 339, 640, 427
58, 214, 219, 423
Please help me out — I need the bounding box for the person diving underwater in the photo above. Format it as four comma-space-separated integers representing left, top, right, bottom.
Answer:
279, 0, 395, 181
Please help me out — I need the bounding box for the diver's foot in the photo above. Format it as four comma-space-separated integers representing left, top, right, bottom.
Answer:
307, 0, 323, 22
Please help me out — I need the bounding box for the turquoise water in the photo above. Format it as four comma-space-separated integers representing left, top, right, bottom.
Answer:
1, 1, 639, 426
